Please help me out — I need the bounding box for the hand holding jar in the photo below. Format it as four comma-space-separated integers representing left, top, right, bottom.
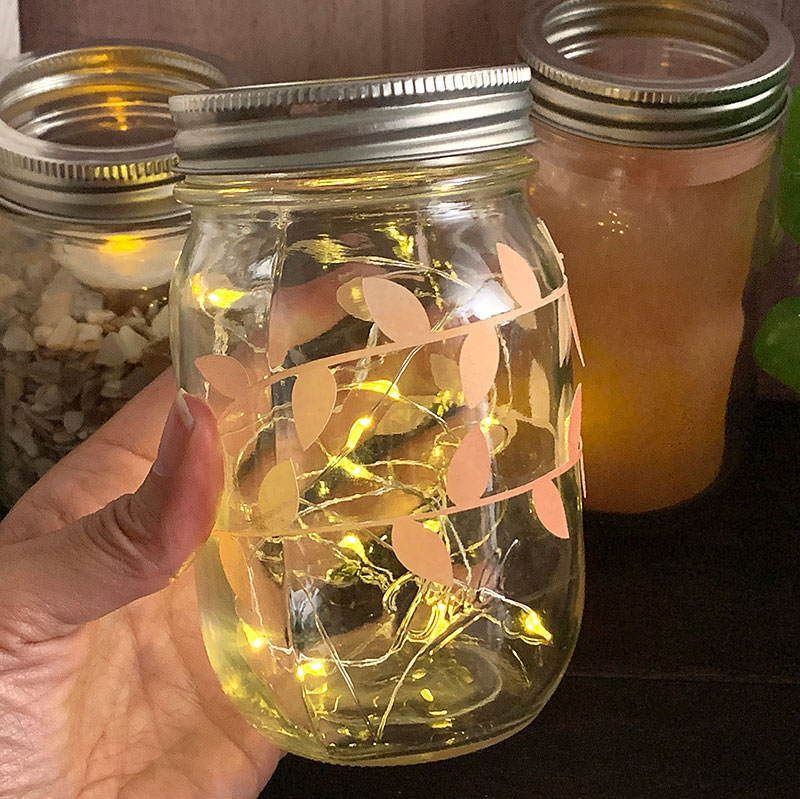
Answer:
0, 372, 283, 798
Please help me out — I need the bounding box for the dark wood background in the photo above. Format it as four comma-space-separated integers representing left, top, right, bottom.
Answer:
17, 0, 793, 82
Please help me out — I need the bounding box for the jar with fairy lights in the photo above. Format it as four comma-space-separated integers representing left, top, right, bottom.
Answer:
168, 66, 584, 764
0, 44, 232, 506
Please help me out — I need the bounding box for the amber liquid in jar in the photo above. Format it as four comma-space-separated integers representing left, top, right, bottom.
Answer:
528, 124, 776, 512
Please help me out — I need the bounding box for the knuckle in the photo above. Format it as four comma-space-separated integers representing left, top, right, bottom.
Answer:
81, 494, 168, 582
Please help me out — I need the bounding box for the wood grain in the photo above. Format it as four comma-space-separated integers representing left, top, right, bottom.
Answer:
18, 0, 788, 82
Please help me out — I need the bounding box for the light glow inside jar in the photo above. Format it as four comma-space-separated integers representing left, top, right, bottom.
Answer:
53, 231, 183, 291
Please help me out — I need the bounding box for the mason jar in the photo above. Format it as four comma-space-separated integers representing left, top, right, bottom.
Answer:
0, 45, 232, 507
518, 0, 794, 512
169, 66, 584, 765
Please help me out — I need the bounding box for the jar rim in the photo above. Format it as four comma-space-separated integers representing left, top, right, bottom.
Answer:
0, 43, 233, 222
518, 0, 794, 148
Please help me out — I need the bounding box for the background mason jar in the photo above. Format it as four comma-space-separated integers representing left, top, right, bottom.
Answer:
518, 0, 794, 513
0, 44, 233, 508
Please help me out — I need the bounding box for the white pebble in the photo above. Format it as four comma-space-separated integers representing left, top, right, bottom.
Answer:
45, 316, 78, 350
0, 274, 23, 302
52, 429, 74, 445
117, 325, 149, 363
41, 268, 81, 301
32, 325, 53, 346
73, 323, 104, 352
1, 325, 36, 352
72, 286, 104, 318
100, 379, 122, 398
9, 426, 38, 458
34, 291, 71, 326
149, 305, 170, 340
94, 332, 126, 367
85, 309, 116, 325
34, 383, 61, 409
63, 410, 84, 434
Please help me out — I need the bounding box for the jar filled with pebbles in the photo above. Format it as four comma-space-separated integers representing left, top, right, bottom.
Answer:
0, 45, 231, 507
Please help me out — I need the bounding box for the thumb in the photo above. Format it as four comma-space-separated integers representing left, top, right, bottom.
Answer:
2, 391, 224, 634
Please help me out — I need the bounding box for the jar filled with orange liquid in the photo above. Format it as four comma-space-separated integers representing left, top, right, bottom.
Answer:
518, 0, 794, 512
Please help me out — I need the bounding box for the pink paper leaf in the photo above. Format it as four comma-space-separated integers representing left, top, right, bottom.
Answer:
567, 383, 582, 461
293, 364, 337, 450
558, 295, 572, 367
258, 460, 299, 534
446, 425, 492, 507
336, 276, 373, 321
531, 478, 569, 539
497, 243, 542, 307
528, 360, 551, 424
218, 537, 286, 637
565, 286, 585, 366
391, 518, 454, 586
195, 354, 250, 398
459, 324, 500, 408
268, 324, 290, 370
361, 277, 430, 344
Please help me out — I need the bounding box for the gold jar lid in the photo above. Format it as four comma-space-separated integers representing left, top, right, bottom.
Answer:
0, 44, 233, 223
518, 0, 794, 147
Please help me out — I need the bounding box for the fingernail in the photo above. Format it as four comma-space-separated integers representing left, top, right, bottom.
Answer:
152, 390, 196, 478
175, 388, 196, 433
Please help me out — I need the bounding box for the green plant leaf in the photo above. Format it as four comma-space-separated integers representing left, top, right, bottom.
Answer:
753, 296, 800, 393
779, 87, 800, 243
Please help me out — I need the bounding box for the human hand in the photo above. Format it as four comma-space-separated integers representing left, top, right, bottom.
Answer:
0, 372, 282, 798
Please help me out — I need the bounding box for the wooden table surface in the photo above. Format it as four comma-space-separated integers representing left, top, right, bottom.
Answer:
265, 400, 800, 798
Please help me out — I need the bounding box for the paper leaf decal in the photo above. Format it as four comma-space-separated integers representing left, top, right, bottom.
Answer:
460, 324, 500, 408
529, 360, 550, 424
558, 295, 572, 367
536, 219, 566, 278
361, 277, 429, 344
446, 425, 491, 506
218, 537, 285, 636
565, 286, 584, 365
258, 460, 299, 533
336, 277, 373, 322
497, 243, 542, 307
567, 383, 582, 461
531, 478, 569, 539
391, 518, 454, 586
195, 354, 250, 398
375, 402, 426, 436
268, 325, 290, 371
430, 353, 461, 393
293, 364, 337, 450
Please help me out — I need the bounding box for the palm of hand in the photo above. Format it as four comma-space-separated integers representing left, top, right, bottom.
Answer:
0, 376, 281, 799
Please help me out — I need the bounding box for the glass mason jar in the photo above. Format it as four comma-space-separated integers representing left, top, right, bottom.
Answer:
169, 66, 584, 765
0, 45, 232, 507
518, 0, 794, 512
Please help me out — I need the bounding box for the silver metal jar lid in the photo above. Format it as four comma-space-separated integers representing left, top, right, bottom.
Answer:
517, 0, 795, 148
0, 44, 231, 223
168, 65, 535, 173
